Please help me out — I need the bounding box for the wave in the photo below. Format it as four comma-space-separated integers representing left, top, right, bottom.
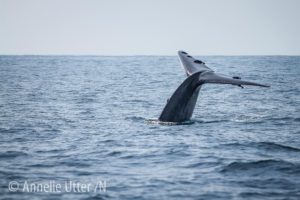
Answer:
186, 161, 221, 168
58, 160, 92, 168
0, 151, 28, 159
222, 141, 300, 152
194, 119, 230, 124
145, 118, 195, 126
127, 116, 230, 125
125, 116, 146, 122
239, 191, 299, 199
255, 142, 300, 152
238, 177, 296, 190
294, 117, 300, 122
221, 159, 300, 175
26, 163, 56, 168
106, 151, 122, 156
126, 115, 299, 126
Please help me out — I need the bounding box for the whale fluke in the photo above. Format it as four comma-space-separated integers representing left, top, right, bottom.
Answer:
200, 71, 270, 87
158, 51, 270, 123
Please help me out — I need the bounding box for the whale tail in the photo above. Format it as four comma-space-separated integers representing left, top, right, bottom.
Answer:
158, 51, 270, 123
158, 71, 269, 122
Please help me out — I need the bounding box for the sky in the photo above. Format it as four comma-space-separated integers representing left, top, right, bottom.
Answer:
0, 0, 300, 55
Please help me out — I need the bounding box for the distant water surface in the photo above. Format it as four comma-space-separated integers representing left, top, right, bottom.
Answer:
0, 56, 299, 199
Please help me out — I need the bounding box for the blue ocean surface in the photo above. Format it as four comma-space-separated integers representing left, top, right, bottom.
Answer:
0, 55, 299, 199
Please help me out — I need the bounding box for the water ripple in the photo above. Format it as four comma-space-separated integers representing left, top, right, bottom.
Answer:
0, 56, 299, 199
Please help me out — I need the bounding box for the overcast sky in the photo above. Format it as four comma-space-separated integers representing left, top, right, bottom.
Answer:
0, 0, 299, 55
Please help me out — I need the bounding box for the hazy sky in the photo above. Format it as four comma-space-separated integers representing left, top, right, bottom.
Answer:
1, 0, 300, 55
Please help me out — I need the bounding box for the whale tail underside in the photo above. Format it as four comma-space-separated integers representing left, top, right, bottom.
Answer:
200, 72, 270, 88
159, 71, 269, 122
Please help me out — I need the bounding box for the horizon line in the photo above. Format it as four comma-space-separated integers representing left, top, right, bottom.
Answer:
1, 54, 300, 57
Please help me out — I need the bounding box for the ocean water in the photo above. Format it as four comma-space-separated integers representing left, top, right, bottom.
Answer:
0, 55, 299, 199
